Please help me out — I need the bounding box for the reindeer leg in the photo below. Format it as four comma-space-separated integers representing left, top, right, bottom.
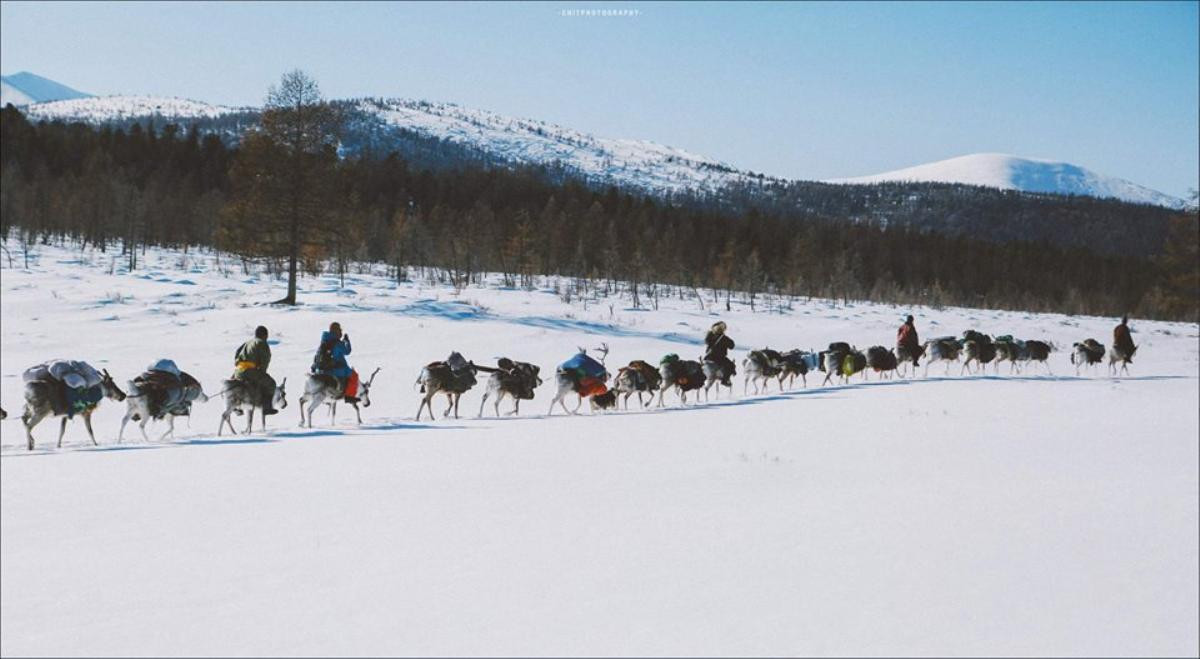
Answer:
478, 392, 489, 418
139, 416, 150, 442
83, 412, 98, 447
354, 402, 362, 425
245, 408, 254, 434
572, 394, 582, 415
454, 393, 462, 419
57, 416, 69, 449
119, 411, 132, 443
159, 415, 176, 441
24, 409, 46, 451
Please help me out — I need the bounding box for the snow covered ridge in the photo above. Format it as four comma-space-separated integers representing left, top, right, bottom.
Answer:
829, 152, 1185, 209
22, 95, 251, 122
18, 94, 1184, 207
356, 98, 778, 194
19, 94, 780, 195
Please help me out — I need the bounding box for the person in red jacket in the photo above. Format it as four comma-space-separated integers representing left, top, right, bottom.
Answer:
897, 315, 921, 367
1113, 316, 1136, 361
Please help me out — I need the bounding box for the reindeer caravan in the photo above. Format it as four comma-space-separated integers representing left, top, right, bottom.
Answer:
5, 314, 1146, 451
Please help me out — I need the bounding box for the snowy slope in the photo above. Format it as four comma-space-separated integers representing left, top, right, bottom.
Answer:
21, 94, 773, 195
16, 93, 1185, 205
0, 71, 90, 105
1, 242, 1197, 656
23, 94, 246, 122
831, 152, 1185, 208
358, 98, 773, 194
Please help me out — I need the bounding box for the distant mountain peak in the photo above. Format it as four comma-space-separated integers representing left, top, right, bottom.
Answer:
828, 153, 1183, 209
1, 71, 91, 106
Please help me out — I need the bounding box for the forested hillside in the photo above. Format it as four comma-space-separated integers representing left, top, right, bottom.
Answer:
2, 104, 1196, 321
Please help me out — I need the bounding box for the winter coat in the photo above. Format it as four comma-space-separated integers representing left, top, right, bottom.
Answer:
234, 338, 272, 376
897, 322, 919, 351
314, 331, 353, 377
1113, 323, 1135, 354
704, 332, 735, 361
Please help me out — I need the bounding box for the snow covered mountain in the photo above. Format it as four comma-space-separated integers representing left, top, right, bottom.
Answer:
21, 94, 775, 196
356, 98, 775, 194
830, 153, 1184, 208
15, 83, 1182, 207
1, 71, 90, 105
24, 94, 246, 122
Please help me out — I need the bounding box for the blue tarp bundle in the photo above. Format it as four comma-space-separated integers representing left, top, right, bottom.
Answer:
559, 352, 606, 379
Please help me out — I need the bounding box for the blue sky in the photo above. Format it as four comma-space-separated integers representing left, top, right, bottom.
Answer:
2, 1, 1197, 197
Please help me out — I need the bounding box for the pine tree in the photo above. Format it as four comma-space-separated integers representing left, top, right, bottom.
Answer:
221, 70, 341, 304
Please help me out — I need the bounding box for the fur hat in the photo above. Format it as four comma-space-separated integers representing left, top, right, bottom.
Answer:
711, 321, 727, 334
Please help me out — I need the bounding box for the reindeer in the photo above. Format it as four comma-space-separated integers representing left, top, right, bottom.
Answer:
743, 349, 784, 395
549, 343, 610, 416
1108, 344, 1136, 376
922, 338, 963, 377
866, 346, 899, 379
119, 372, 208, 442
22, 368, 126, 451
657, 357, 706, 406
299, 367, 380, 427
993, 339, 1022, 374
702, 359, 735, 400
1018, 340, 1055, 375
218, 378, 288, 436
894, 343, 922, 378
611, 360, 663, 409
475, 360, 543, 417
1071, 340, 1106, 376
820, 343, 859, 385
961, 331, 997, 375
415, 353, 477, 420
777, 350, 816, 389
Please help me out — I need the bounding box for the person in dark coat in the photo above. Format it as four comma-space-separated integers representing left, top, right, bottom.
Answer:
1113, 316, 1136, 361
897, 315, 921, 367
234, 325, 278, 415
704, 321, 736, 385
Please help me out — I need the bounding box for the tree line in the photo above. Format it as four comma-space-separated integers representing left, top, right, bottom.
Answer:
1, 74, 1196, 322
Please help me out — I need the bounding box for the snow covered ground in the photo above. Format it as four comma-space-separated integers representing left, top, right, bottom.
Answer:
1, 242, 1197, 657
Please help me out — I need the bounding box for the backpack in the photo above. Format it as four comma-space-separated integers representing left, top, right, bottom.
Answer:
313, 340, 336, 373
